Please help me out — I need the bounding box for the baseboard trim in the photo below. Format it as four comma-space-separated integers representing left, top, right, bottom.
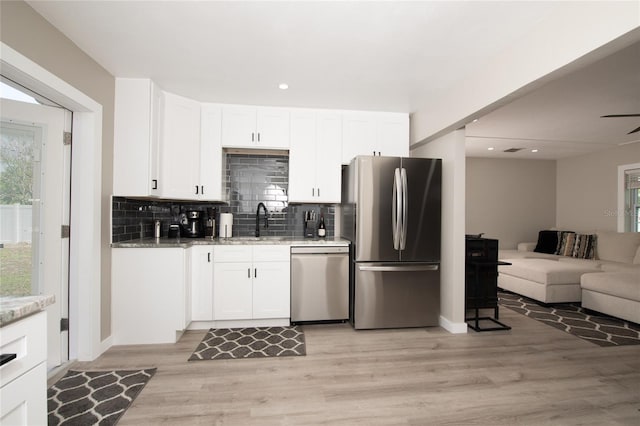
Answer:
99, 335, 113, 355
439, 316, 468, 334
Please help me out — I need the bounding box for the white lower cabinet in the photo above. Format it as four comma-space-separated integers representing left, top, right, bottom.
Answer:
112, 248, 188, 344
213, 245, 290, 321
190, 246, 214, 321
0, 311, 47, 425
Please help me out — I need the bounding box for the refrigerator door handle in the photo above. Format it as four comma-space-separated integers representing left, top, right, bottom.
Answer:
400, 167, 408, 250
358, 264, 439, 272
392, 168, 401, 250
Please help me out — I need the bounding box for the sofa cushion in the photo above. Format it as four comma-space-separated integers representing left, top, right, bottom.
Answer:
596, 231, 640, 264
501, 258, 600, 285
581, 271, 640, 302
558, 257, 603, 269
600, 262, 640, 273
534, 230, 559, 254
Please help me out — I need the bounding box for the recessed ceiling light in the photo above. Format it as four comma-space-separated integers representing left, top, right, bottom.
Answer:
488, 147, 494, 151
472, 119, 479, 123
531, 149, 539, 153
278, 83, 289, 90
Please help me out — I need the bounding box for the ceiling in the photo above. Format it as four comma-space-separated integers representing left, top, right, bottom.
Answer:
26, 1, 640, 160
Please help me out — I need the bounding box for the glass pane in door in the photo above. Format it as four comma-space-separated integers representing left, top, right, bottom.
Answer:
0, 122, 42, 296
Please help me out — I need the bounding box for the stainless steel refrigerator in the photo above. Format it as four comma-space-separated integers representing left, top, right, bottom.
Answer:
341, 156, 441, 329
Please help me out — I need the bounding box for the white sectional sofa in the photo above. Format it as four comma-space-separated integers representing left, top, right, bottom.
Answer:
498, 231, 640, 324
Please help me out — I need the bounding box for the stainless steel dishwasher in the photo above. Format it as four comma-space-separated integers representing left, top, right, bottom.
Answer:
291, 246, 349, 323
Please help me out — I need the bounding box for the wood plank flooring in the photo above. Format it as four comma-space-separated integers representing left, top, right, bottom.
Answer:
64, 308, 640, 425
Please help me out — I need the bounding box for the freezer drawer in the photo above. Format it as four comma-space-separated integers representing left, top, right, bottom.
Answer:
353, 262, 440, 329
291, 247, 349, 322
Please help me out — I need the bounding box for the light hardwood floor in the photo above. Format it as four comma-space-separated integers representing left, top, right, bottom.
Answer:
65, 308, 640, 425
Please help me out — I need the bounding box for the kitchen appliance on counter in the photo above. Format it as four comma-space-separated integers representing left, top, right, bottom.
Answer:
181, 210, 204, 238
342, 156, 442, 329
291, 246, 349, 323
205, 207, 216, 238
219, 213, 233, 238
168, 224, 180, 238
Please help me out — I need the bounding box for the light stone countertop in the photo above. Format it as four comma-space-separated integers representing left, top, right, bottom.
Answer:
112, 236, 351, 248
0, 294, 55, 327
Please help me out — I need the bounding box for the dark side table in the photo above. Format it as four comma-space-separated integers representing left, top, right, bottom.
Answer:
465, 237, 512, 332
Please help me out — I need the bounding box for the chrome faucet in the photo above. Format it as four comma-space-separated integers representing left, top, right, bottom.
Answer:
255, 202, 269, 237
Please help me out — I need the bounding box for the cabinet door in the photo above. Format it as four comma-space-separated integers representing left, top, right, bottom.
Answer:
213, 262, 253, 320
377, 113, 409, 157
221, 105, 256, 148
315, 112, 342, 203
0, 362, 46, 426
190, 246, 214, 321
252, 261, 290, 319
342, 113, 377, 164
113, 78, 160, 197
160, 92, 201, 199
256, 107, 290, 148
200, 104, 223, 201
288, 110, 318, 202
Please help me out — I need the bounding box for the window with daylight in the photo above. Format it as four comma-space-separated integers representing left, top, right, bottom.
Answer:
624, 168, 640, 232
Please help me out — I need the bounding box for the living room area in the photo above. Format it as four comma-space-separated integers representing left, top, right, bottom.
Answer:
464, 39, 640, 342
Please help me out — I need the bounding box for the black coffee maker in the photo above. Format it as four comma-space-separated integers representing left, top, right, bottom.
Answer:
181, 210, 204, 238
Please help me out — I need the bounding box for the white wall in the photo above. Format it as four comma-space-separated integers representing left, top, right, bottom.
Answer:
411, 3, 640, 145
556, 143, 640, 232
466, 158, 556, 249
411, 130, 466, 333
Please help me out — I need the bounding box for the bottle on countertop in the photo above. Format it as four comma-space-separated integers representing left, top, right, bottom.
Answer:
318, 214, 326, 238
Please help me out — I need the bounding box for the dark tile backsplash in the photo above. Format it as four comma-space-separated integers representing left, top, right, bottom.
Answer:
112, 152, 336, 242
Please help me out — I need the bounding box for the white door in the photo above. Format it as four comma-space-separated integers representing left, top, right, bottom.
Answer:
0, 96, 71, 370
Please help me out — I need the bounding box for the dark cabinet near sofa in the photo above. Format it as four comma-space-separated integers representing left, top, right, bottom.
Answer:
465, 236, 511, 331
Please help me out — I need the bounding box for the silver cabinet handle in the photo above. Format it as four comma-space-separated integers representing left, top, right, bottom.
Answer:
248, 268, 251, 278
254, 268, 257, 278
207, 252, 211, 262
257, 132, 261, 142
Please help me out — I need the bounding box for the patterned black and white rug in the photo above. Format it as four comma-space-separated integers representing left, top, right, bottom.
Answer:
189, 326, 306, 361
48, 368, 156, 425
499, 291, 640, 346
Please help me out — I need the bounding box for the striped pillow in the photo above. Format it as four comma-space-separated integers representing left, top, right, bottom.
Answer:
555, 231, 575, 256
571, 234, 597, 259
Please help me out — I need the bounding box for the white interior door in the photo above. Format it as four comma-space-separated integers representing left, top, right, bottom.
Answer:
0, 97, 71, 370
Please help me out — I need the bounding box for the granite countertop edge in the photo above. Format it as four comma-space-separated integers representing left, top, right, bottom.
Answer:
112, 237, 351, 248
0, 294, 55, 327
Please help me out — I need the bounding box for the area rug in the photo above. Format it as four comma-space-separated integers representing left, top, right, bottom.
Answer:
48, 368, 156, 425
189, 326, 306, 361
498, 291, 640, 346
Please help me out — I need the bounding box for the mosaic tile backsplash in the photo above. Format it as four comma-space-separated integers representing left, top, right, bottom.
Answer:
112, 153, 336, 242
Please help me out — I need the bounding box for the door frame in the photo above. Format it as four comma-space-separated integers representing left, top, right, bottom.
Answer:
1, 42, 104, 361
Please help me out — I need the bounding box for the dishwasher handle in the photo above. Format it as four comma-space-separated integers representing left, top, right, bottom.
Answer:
291, 246, 349, 255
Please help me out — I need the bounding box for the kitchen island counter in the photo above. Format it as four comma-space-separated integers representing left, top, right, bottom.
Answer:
0, 294, 55, 327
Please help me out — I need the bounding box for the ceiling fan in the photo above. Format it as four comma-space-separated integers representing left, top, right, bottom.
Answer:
600, 114, 640, 134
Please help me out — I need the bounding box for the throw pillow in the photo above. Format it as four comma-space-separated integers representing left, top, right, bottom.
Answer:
533, 230, 558, 254
570, 233, 597, 259
555, 231, 576, 256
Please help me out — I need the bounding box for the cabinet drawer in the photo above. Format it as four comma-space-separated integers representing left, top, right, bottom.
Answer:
0, 362, 46, 425
0, 311, 46, 387
253, 245, 290, 262
213, 245, 253, 262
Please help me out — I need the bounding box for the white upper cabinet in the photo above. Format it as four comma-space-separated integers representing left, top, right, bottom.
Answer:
113, 78, 162, 197
341, 112, 409, 164
159, 92, 201, 199
289, 110, 342, 203
222, 105, 290, 149
199, 104, 224, 201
